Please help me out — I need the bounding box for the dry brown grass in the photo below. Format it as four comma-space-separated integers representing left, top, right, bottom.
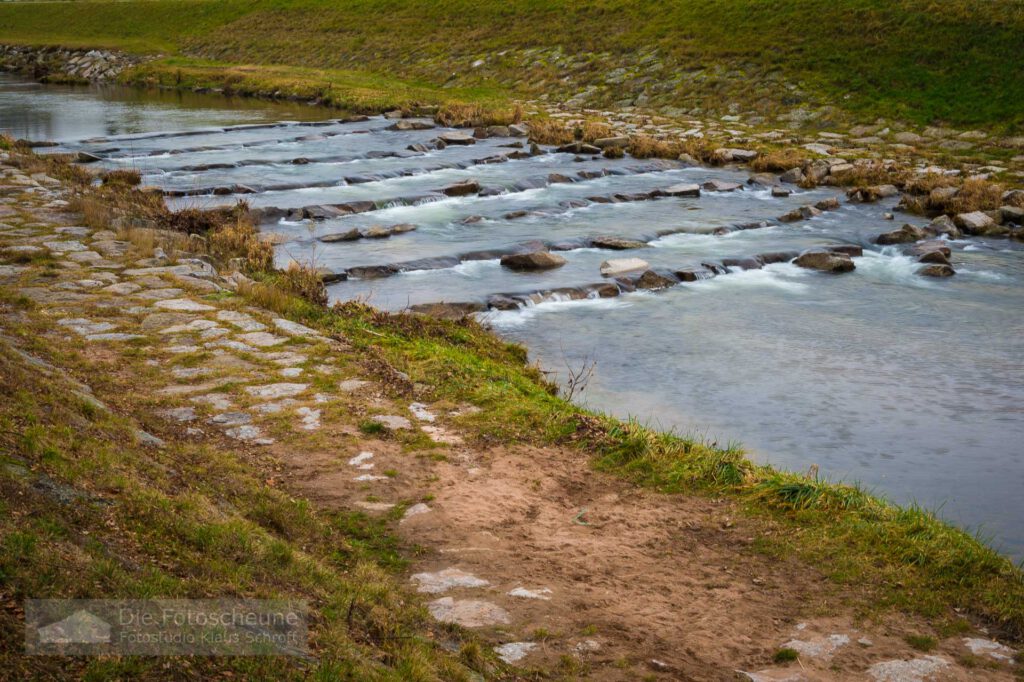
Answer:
750, 148, 805, 172
828, 161, 906, 188
207, 214, 273, 272
526, 118, 575, 145
281, 261, 328, 306
434, 102, 523, 128
580, 120, 613, 142
946, 178, 1004, 214
904, 173, 958, 196
100, 168, 142, 186
628, 134, 684, 159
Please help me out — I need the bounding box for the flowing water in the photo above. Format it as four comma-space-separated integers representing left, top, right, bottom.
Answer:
4, 73, 1023, 558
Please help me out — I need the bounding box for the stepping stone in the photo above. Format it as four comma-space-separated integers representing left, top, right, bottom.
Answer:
280, 367, 303, 378
782, 634, 849, 660
354, 474, 387, 482
165, 344, 200, 354
191, 394, 233, 411
494, 642, 537, 664
245, 383, 308, 400
136, 288, 185, 300
67, 251, 103, 263
254, 399, 298, 415
54, 226, 91, 237
44, 240, 87, 253
411, 568, 489, 594
338, 379, 369, 392
209, 411, 252, 427
236, 331, 286, 347
348, 451, 374, 469
427, 598, 510, 627
272, 318, 322, 339
374, 415, 412, 430
154, 298, 215, 312
866, 656, 949, 682
73, 279, 106, 288
205, 339, 254, 352
86, 333, 144, 342
56, 318, 117, 335
141, 312, 194, 331
225, 424, 274, 445
0, 265, 27, 278
102, 282, 141, 296
157, 407, 197, 422
199, 327, 228, 339
962, 637, 1016, 662
296, 406, 321, 430
401, 503, 431, 521
507, 587, 552, 600
159, 319, 221, 334
1, 245, 44, 256
264, 351, 307, 366
409, 402, 435, 422
158, 380, 231, 397
216, 309, 266, 332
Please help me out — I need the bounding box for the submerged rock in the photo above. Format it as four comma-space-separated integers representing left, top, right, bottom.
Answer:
437, 132, 475, 145
442, 179, 481, 197
590, 236, 647, 250
919, 263, 955, 277
664, 182, 701, 197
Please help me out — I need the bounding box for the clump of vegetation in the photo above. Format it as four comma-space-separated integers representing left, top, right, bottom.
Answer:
527, 118, 575, 145
603, 146, 624, 159
100, 168, 142, 186
773, 647, 799, 663
627, 135, 682, 159
280, 261, 328, 307
905, 634, 938, 651
751, 148, 805, 172
946, 178, 1004, 214
435, 101, 523, 128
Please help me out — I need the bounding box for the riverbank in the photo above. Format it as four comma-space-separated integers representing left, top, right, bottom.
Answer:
1, 133, 1023, 677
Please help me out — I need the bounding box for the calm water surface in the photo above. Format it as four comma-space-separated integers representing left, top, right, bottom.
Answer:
5, 73, 1022, 558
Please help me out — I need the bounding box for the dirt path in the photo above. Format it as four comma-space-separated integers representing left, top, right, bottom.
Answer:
0, 156, 1018, 680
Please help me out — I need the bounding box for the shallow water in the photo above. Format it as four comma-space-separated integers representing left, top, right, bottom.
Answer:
5, 74, 1023, 558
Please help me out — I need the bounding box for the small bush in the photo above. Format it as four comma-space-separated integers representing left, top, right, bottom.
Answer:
946, 178, 1003, 214
527, 118, 575, 145
435, 102, 523, 128
904, 634, 937, 651
281, 261, 328, 307
627, 135, 682, 159
773, 648, 799, 663
602, 146, 624, 159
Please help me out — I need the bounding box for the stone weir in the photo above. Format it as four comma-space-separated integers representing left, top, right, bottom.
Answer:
0, 44, 145, 82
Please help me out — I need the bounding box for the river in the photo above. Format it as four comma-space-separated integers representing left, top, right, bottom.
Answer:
3, 72, 1022, 559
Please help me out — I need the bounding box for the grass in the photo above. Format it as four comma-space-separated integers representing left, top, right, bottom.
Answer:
773, 647, 799, 663
0, 1, 1023, 129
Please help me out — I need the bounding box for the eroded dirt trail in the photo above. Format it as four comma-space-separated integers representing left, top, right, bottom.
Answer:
0, 156, 1018, 680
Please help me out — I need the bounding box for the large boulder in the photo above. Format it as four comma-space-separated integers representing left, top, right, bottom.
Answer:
779, 167, 805, 184
918, 250, 951, 265
875, 224, 926, 245
500, 251, 567, 271
600, 257, 648, 277
793, 250, 855, 273
925, 215, 961, 239
954, 211, 995, 234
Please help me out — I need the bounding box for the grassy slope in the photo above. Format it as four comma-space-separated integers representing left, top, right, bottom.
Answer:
1, 1, 1023, 128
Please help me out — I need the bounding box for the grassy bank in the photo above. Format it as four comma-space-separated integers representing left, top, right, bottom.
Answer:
1, 1, 1023, 130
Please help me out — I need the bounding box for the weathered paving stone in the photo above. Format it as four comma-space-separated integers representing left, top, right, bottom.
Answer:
265, 351, 307, 366
962, 637, 1016, 662
86, 332, 144, 342
225, 424, 274, 445
280, 367, 303, 378
272, 318, 322, 339
409, 402, 435, 422
141, 312, 194, 331
158, 319, 220, 334
296, 406, 321, 430
103, 281, 142, 295
56, 318, 117, 335
136, 287, 186, 300
154, 298, 215, 312
507, 587, 552, 600
0, 264, 27, 278
245, 383, 308, 399
158, 380, 232, 397
374, 415, 412, 430
427, 598, 510, 627
782, 633, 849, 659
191, 394, 233, 411
411, 568, 489, 594
236, 331, 287, 347
157, 406, 197, 422
216, 309, 265, 332
494, 642, 537, 664
209, 411, 252, 427
254, 399, 298, 415
44, 240, 87, 253
866, 656, 949, 682
339, 379, 369, 392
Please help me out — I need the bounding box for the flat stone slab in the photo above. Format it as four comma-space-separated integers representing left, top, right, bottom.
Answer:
867, 656, 949, 682
962, 637, 1016, 662
209, 411, 252, 427
57, 318, 117, 335
44, 240, 87, 252
338, 379, 370, 392
245, 383, 308, 400
494, 642, 537, 664
280, 367, 303, 378
154, 298, 216, 312
157, 407, 197, 423
264, 351, 308, 366
86, 333, 144, 342
135, 288, 185, 300
601, 257, 648, 277
356, 502, 395, 512
237, 331, 287, 347
272, 318, 322, 339
354, 474, 386, 482
296, 406, 321, 430
411, 568, 489, 594
225, 424, 274, 445
427, 598, 510, 627
507, 587, 552, 600
782, 634, 849, 660
374, 414, 412, 430
348, 451, 375, 469
159, 319, 221, 334
254, 398, 298, 415
409, 402, 435, 422
216, 309, 265, 332
191, 394, 233, 411
101, 282, 141, 295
